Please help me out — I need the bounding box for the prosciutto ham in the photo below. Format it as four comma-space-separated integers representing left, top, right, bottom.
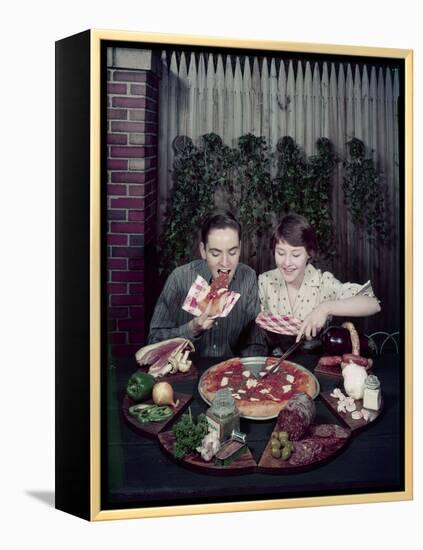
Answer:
135, 338, 195, 378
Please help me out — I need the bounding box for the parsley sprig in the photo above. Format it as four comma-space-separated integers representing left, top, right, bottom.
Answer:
172, 409, 209, 459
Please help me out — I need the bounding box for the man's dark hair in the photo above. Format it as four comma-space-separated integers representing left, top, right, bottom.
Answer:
200, 209, 242, 244
271, 213, 318, 259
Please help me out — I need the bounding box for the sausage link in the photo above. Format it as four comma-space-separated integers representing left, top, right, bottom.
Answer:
342, 322, 360, 355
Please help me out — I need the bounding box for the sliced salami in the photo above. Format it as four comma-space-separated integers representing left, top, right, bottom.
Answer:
309, 424, 350, 439
277, 392, 316, 440
289, 438, 324, 465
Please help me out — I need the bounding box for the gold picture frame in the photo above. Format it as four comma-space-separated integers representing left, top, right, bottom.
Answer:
55, 29, 413, 521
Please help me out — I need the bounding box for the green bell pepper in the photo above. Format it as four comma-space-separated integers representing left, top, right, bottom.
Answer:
126, 371, 155, 402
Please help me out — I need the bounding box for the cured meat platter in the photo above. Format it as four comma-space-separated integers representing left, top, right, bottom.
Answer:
158, 431, 257, 475
122, 392, 193, 438
258, 424, 351, 473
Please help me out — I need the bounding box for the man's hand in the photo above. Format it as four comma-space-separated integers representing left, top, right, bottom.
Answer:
296, 302, 330, 342
190, 301, 216, 336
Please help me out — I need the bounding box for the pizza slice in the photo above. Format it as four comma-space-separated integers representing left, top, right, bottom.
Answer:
198, 270, 230, 316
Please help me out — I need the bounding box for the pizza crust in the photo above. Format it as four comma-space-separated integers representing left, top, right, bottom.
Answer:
235, 399, 286, 418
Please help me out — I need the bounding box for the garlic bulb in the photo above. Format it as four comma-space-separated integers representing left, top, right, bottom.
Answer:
342, 362, 368, 400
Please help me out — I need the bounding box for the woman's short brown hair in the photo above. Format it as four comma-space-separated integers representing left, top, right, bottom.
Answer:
271, 213, 318, 259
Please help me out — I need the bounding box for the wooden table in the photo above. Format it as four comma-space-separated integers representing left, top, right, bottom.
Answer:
104, 351, 404, 509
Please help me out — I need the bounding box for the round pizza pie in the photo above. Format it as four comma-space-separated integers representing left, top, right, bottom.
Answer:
199, 357, 318, 419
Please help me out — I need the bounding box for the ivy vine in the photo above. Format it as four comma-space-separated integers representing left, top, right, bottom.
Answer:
304, 138, 338, 255
159, 133, 388, 276
273, 136, 337, 258
234, 134, 273, 239
273, 136, 308, 216
342, 138, 388, 241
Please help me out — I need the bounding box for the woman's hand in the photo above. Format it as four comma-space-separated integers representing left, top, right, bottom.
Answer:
190, 301, 216, 336
296, 302, 330, 342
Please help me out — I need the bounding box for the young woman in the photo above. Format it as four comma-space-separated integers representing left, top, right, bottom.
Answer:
258, 213, 381, 343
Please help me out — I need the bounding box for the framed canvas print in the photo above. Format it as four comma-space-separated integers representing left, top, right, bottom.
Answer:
55, 29, 413, 521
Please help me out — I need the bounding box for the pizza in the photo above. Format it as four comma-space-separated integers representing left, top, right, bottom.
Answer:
197, 270, 230, 316
199, 357, 318, 418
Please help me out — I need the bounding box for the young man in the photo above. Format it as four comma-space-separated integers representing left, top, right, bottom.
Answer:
148, 209, 266, 358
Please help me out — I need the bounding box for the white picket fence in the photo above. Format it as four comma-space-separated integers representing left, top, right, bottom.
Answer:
157, 49, 401, 332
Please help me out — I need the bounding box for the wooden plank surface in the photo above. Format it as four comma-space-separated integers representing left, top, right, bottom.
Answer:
258, 425, 350, 474
122, 392, 193, 438
158, 431, 257, 475
320, 391, 382, 433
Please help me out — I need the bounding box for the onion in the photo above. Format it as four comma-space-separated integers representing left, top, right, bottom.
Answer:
152, 381, 179, 408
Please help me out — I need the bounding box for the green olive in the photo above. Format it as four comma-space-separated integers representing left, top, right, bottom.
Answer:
278, 431, 289, 442
271, 441, 281, 452
271, 447, 281, 459
284, 441, 294, 451
281, 447, 292, 460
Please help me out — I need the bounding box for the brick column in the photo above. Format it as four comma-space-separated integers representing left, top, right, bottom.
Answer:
107, 47, 161, 357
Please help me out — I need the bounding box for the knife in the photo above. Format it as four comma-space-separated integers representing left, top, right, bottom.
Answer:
259, 336, 305, 379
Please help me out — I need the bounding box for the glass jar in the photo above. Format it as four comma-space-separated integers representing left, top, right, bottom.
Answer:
206, 388, 240, 442
363, 374, 381, 411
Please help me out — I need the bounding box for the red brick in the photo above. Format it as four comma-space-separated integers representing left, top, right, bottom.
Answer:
108, 283, 127, 294
130, 84, 146, 95
111, 146, 145, 158
107, 108, 127, 120
128, 211, 145, 222
142, 146, 157, 158
107, 209, 127, 221
111, 222, 144, 233
111, 198, 144, 209
128, 258, 144, 269
130, 306, 144, 319
129, 234, 144, 246
146, 73, 159, 89
112, 97, 146, 109
111, 172, 146, 184
145, 97, 158, 111
107, 259, 127, 270
111, 121, 146, 133
107, 234, 127, 245
129, 109, 157, 123
112, 270, 143, 282
110, 332, 127, 345
118, 319, 144, 331
107, 159, 128, 170
129, 283, 143, 294
108, 319, 117, 331
128, 185, 145, 197
107, 83, 127, 94
111, 294, 143, 306
113, 71, 147, 83
144, 121, 158, 132
107, 133, 127, 145
107, 184, 127, 196
112, 247, 144, 259
108, 306, 129, 318
144, 134, 158, 146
